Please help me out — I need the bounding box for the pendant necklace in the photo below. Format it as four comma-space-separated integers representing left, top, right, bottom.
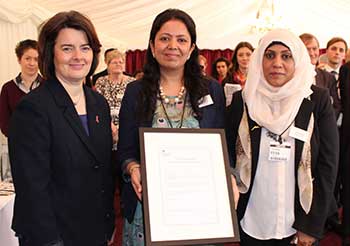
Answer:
72, 90, 84, 106
266, 120, 294, 144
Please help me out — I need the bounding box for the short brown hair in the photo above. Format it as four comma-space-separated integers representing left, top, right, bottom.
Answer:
326, 37, 348, 51
38, 10, 101, 80
299, 33, 319, 47
15, 39, 38, 60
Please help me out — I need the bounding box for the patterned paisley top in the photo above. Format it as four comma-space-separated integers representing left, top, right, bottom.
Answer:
95, 74, 135, 126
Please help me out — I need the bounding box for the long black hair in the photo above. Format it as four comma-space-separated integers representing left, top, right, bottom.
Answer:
138, 8, 209, 122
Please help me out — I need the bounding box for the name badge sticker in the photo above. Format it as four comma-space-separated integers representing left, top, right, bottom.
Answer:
289, 126, 309, 142
268, 141, 291, 162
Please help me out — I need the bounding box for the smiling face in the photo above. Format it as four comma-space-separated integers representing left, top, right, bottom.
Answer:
236, 47, 252, 70
18, 48, 39, 77
262, 44, 295, 87
54, 28, 93, 85
303, 38, 319, 66
150, 19, 194, 73
108, 56, 125, 75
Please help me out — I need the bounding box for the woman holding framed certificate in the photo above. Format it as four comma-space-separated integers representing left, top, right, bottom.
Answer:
225, 29, 339, 246
117, 8, 232, 246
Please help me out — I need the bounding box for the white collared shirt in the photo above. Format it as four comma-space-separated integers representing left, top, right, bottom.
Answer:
324, 64, 340, 80
240, 127, 296, 240
13, 73, 41, 94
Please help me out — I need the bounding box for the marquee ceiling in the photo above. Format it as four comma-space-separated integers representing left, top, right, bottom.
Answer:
1, 0, 350, 50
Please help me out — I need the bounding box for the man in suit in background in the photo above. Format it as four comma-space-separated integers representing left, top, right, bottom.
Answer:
323, 37, 347, 80
300, 33, 341, 117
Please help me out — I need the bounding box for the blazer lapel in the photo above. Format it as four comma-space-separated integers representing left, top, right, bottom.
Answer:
85, 88, 103, 162
294, 98, 314, 167
248, 116, 261, 184
46, 79, 99, 161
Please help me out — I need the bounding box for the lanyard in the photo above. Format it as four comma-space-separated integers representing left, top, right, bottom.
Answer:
160, 93, 187, 128
266, 120, 294, 144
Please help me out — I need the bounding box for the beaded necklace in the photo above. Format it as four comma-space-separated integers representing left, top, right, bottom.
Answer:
159, 85, 185, 104
159, 91, 187, 128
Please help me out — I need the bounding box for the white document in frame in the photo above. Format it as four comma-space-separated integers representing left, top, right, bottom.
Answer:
159, 146, 217, 225
143, 132, 234, 242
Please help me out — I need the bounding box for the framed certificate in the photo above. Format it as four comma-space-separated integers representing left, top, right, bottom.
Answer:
139, 128, 240, 246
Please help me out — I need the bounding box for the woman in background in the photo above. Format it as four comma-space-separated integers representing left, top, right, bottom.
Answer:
211, 56, 230, 84
223, 42, 253, 88
95, 49, 135, 148
0, 39, 43, 137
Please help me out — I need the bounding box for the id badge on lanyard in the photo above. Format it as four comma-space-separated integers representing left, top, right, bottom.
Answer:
268, 140, 292, 162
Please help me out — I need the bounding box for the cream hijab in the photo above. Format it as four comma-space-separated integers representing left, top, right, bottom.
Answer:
242, 29, 315, 135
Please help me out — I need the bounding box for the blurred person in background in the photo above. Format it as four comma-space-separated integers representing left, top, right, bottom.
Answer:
0, 39, 43, 137
223, 41, 253, 88
212, 56, 230, 85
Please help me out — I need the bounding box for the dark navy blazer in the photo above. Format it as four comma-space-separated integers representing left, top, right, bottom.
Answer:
8, 78, 115, 246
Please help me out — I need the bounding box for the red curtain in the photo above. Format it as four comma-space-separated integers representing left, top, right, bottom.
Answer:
125, 49, 234, 77
125, 48, 327, 77
125, 49, 147, 76
199, 49, 233, 76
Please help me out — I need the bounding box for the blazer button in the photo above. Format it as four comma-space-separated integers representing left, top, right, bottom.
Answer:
106, 213, 111, 218
101, 189, 105, 194
94, 164, 100, 170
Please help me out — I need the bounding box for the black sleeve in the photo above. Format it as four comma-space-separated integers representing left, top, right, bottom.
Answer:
8, 98, 61, 245
293, 88, 339, 239
116, 82, 140, 171
328, 74, 341, 118
225, 91, 243, 167
209, 80, 226, 128
339, 63, 350, 112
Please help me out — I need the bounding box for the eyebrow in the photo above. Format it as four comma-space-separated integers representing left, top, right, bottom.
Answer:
265, 49, 291, 53
60, 43, 90, 47
160, 32, 188, 38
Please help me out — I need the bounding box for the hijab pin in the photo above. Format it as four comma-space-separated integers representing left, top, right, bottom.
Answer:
251, 125, 260, 131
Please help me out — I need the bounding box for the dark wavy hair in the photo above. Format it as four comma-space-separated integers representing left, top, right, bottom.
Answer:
38, 10, 101, 81
138, 8, 209, 122
15, 39, 38, 60
211, 57, 230, 80
230, 41, 254, 74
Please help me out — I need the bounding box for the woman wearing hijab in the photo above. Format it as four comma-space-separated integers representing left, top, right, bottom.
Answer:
226, 29, 339, 246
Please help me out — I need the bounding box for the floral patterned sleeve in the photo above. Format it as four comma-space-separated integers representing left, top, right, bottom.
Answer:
95, 76, 105, 95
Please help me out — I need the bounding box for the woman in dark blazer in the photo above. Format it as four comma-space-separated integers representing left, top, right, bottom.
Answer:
226, 29, 339, 246
116, 9, 228, 246
8, 11, 115, 246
